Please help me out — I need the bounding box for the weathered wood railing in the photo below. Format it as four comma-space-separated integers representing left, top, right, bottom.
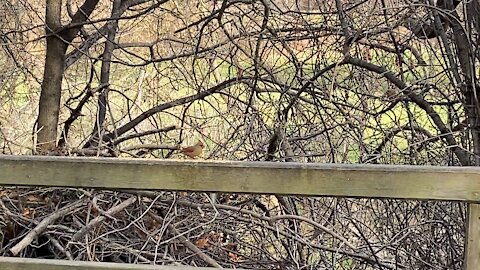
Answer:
0, 155, 479, 269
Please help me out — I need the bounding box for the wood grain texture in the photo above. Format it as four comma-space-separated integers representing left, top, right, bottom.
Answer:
465, 203, 480, 270
0, 257, 218, 270
1, 155, 480, 201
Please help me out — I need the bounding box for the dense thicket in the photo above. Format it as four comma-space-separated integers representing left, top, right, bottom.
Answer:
0, 0, 479, 268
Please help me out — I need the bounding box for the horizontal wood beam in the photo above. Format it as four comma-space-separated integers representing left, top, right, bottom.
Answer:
0, 257, 217, 270
1, 155, 480, 201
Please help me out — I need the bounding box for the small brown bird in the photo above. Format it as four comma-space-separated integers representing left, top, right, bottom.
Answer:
179, 140, 204, 158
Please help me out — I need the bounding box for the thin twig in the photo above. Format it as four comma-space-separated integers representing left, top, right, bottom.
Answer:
10, 200, 86, 256
70, 196, 136, 242
147, 210, 223, 268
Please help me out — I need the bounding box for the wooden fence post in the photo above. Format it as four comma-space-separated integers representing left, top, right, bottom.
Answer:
465, 203, 480, 270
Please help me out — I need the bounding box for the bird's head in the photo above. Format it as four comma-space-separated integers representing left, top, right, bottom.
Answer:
196, 140, 205, 148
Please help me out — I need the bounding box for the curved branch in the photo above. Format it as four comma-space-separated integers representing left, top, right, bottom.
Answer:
87, 77, 252, 148
346, 56, 470, 165
365, 125, 438, 163
112, 125, 179, 146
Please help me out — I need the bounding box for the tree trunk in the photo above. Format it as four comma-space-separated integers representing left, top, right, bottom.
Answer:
36, 0, 66, 154
85, 0, 122, 149
36, 0, 100, 154
451, 15, 480, 165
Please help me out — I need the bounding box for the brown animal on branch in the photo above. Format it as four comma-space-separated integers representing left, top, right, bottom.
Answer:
179, 140, 204, 158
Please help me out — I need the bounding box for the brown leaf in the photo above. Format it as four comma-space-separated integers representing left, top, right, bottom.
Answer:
26, 194, 42, 202
22, 208, 35, 218
228, 252, 242, 262
195, 237, 209, 248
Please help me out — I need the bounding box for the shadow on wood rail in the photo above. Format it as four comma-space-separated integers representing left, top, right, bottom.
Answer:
0, 155, 479, 269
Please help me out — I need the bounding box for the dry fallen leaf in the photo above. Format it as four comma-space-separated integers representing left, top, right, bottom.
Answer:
195, 237, 209, 249
228, 252, 242, 262
0, 189, 10, 197
26, 194, 42, 202
22, 208, 35, 218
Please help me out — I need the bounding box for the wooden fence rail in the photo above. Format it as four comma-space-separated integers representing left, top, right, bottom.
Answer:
0, 257, 214, 270
0, 155, 479, 269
